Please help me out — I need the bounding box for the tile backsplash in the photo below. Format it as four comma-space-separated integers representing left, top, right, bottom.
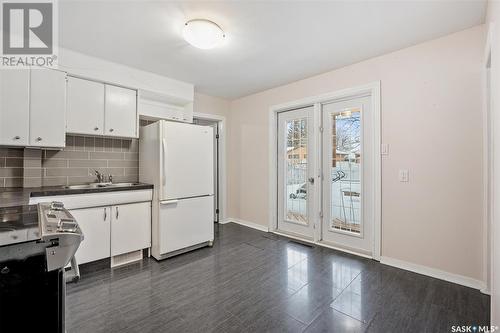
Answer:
41, 135, 139, 187
0, 148, 24, 187
0, 135, 139, 188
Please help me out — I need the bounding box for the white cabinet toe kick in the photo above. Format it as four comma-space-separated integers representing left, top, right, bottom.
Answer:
30, 190, 153, 268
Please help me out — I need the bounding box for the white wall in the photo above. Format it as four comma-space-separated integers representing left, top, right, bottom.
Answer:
227, 25, 486, 283
58, 48, 193, 102
486, 0, 500, 323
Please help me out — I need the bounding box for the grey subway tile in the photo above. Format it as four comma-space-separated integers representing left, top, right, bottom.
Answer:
24, 168, 42, 178
67, 176, 96, 185
42, 159, 68, 168
42, 177, 67, 187
73, 136, 85, 151
5, 158, 23, 168
94, 138, 104, 152
7, 148, 24, 157
5, 178, 23, 187
124, 168, 139, 176
112, 139, 122, 152
0, 157, 5, 168
24, 158, 41, 168
23, 177, 42, 188
124, 152, 139, 161
68, 159, 107, 168
45, 150, 89, 160
111, 175, 139, 183
24, 149, 42, 159
65, 135, 74, 150
0, 168, 23, 177
85, 137, 96, 152
90, 152, 124, 160
46, 168, 88, 177
108, 160, 138, 168
104, 138, 113, 152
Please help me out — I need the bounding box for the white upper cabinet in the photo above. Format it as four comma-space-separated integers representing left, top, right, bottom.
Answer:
29, 68, 67, 148
66, 76, 105, 135
105, 85, 138, 138
0, 69, 30, 146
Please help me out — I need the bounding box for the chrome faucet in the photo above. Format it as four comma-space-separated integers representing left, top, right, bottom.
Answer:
93, 170, 113, 184
94, 170, 104, 183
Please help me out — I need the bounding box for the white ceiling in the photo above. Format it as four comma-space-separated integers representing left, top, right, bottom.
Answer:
59, 1, 486, 99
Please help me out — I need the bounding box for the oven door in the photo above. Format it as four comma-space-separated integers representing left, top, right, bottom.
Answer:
0, 253, 65, 333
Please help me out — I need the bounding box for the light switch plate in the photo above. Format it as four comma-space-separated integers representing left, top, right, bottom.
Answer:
381, 144, 389, 156
399, 169, 409, 182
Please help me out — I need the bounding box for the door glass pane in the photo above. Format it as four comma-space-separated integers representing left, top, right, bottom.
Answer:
330, 108, 361, 234
285, 118, 308, 224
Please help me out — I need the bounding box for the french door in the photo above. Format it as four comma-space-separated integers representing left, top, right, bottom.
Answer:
277, 106, 316, 238
321, 96, 374, 255
276, 95, 376, 256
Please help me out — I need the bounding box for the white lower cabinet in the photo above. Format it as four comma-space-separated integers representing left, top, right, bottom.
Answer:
111, 202, 151, 256
69, 202, 151, 265
70, 207, 111, 265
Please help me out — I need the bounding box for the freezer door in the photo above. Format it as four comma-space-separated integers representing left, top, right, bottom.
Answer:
162, 121, 214, 200
158, 196, 214, 254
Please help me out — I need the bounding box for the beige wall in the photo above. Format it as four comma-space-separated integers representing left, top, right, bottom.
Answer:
194, 92, 231, 119
486, 0, 500, 323
226, 25, 486, 281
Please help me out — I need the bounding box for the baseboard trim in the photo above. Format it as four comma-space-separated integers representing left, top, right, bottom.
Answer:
380, 256, 486, 291
220, 218, 270, 232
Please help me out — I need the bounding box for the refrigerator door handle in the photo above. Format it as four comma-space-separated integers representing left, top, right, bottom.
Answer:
160, 199, 179, 205
162, 138, 167, 187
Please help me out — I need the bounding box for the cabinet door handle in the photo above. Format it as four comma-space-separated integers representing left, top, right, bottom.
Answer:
104, 208, 107, 221
109, 128, 114, 132
14, 136, 20, 140
94, 127, 99, 131
36, 137, 42, 141
116, 207, 119, 219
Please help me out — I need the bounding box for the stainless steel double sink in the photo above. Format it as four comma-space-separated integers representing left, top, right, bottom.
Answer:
63, 183, 140, 190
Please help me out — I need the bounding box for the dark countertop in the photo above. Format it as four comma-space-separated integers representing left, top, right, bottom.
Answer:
0, 183, 154, 208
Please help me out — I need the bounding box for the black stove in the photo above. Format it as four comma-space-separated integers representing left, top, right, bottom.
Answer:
0, 202, 83, 333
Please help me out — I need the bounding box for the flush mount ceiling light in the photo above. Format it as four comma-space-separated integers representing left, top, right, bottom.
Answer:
183, 19, 225, 50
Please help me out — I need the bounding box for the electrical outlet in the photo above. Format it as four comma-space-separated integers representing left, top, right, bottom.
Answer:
399, 169, 409, 182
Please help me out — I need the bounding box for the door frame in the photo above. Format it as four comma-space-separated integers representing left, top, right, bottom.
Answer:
268, 82, 381, 260
482, 24, 494, 295
193, 112, 227, 223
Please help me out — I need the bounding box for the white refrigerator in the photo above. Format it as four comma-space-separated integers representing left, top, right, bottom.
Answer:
139, 120, 214, 260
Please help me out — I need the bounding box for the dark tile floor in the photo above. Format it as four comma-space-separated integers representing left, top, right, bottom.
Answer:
66, 223, 490, 333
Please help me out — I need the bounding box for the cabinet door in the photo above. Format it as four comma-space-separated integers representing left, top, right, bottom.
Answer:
111, 202, 151, 256
105, 85, 137, 138
66, 77, 104, 135
0, 69, 30, 146
70, 207, 111, 265
29, 68, 66, 147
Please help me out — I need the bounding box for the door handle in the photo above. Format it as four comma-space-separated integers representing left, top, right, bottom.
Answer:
160, 200, 178, 205
104, 208, 107, 221
308, 177, 315, 184
116, 207, 119, 219
162, 138, 167, 186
